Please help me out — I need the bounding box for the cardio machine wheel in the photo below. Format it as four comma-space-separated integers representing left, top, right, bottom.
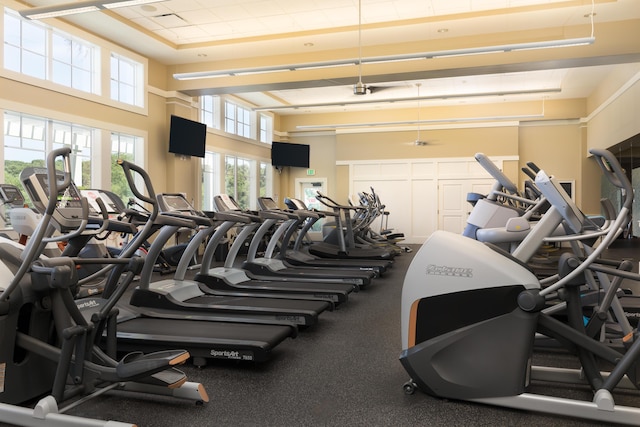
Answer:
403, 380, 417, 395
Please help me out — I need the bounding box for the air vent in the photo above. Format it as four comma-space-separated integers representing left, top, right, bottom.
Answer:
152, 13, 186, 28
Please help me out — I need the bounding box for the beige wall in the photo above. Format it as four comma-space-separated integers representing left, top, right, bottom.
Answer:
0, 27, 636, 218
335, 125, 519, 160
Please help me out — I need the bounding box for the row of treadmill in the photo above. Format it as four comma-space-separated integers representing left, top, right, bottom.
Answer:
0, 147, 403, 427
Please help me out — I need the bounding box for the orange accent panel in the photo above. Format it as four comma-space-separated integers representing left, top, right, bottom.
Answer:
408, 299, 420, 348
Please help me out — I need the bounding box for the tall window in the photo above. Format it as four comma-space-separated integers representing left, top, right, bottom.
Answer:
259, 114, 272, 143
51, 121, 93, 189
3, 112, 47, 192
111, 132, 141, 202
3, 110, 95, 212
225, 155, 255, 210
51, 32, 95, 92
202, 151, 220, 211
224, 101, 251, 138
201, 95, 220, 129
110, 53, 143, 107
259, 161, 272, 198
4, 11, 46, 80
4, 9, 99, 94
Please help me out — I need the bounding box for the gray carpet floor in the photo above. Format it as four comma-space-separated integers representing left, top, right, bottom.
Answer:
23, 240, 640, 426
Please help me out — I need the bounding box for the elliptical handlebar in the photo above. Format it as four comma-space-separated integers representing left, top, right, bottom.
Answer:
474, 152, 518, 195
117, 159, 156, 206
45, 147, 72, 216
590, 148, 633, 208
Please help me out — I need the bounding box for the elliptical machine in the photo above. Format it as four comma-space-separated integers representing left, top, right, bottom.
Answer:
0, 147, 207, 427
400, 148, 640, 425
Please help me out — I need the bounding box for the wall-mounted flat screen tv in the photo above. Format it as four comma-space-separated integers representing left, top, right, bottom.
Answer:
168, 115, 206, 158
271, 141, 310, 168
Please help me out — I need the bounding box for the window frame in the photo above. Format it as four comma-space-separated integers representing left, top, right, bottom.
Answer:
2, 7, 148, 114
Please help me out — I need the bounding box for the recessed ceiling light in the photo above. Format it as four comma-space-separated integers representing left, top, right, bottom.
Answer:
304, 43, 314, 47
197, 53, 207, 57
437, 28, 448, 33
141, 5, 157, 12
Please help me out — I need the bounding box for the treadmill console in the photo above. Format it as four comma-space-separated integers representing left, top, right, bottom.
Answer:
285, 198, 306, 210
0, 184, 26, 207
20, 167, 92, 232
258, 197, 279, 210
160, 194, 193, 212
214, 194, 240, 212
80, 190, 123, 215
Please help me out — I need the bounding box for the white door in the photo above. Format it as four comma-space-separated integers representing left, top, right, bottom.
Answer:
438, 179, 495, 234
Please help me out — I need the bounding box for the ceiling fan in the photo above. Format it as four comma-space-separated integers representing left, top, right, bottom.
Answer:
353, 0, 369, 95
349, 0, 406, 96
352, 0, 390, 96
404, 83, 437, 146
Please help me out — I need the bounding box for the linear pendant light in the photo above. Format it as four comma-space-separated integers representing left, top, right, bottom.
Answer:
173, 36, 595, 81
252, 88, 561, 112
20, 0, 165, 20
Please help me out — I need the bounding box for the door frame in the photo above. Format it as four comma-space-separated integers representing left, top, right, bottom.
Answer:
295, 177, 328, 240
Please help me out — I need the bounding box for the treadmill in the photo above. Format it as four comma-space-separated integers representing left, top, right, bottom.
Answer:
20, 158, 296, 366
261, 196, 392, 276
141, 193, 356, 306
284, 196, 396, 261
214, 194, 377, 288
125, 192, 332, 328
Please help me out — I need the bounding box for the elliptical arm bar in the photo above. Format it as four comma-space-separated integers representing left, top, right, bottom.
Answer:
1, 148, 73, 302
590, 148, 633, 209
474, 153, 519, 195
540, 148, 632, 296
117, 159, 156, 206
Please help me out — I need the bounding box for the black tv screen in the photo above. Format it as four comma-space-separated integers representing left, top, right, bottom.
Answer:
271, 141, 310, 168
169, 115, 206, 158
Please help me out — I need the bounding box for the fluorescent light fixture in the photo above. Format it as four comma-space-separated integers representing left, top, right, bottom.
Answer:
295, 114, 546, 131
173, 37, 595, 81
20, 0, 165, 20
252, 88, 561, 111
174, 59, 360, 80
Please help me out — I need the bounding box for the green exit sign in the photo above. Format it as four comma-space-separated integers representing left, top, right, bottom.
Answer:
306, 169, 315, 176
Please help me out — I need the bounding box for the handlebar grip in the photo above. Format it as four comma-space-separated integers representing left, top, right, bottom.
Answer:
117, 159, 156, 205
589, 148, 631, 192
45, 147, 73, 215
521, 167, 537, 181
526, 161, 541, 173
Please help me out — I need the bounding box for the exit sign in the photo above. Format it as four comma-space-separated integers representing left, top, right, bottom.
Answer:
306, 169, 315, 176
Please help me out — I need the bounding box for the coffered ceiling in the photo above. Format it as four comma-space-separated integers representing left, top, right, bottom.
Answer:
13, 0, 640, 115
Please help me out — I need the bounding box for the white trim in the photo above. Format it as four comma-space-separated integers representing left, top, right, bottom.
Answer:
336, 155, 518, 166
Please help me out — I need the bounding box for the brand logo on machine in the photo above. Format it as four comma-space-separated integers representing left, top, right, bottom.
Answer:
76, 299, 101, 309
276, 315, 304, 324
210, 349, 254, 361
426, 264, 473, 278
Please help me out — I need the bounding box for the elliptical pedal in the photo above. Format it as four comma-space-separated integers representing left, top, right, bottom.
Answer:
148, 368, 188, 389
116, 349, 190, 380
